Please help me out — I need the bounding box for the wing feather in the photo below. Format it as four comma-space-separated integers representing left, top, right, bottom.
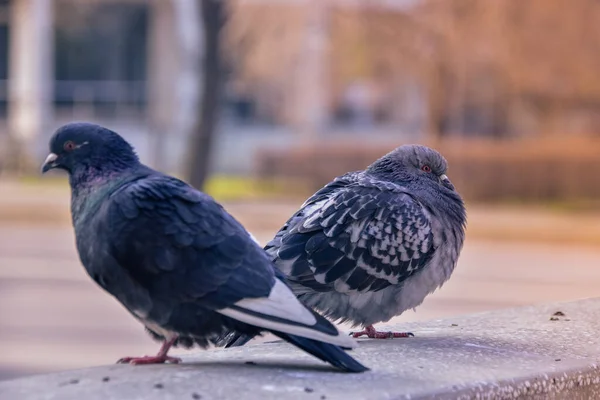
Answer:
103, 174, 275, 308
268, 173, 436, 294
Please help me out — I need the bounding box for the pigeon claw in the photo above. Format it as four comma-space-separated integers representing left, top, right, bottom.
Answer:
116, 337, 180, 365
116, 355, 182, 365
349, 325, 414, 339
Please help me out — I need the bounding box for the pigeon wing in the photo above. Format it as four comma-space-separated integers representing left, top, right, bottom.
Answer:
103, 174, 275, 308
271, 178, 436, 294
264, 172, 359, 260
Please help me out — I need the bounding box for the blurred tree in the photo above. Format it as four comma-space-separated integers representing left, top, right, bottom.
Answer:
412, 0, 600, 137
185, 0, 226, 190
224, 0, 600, 139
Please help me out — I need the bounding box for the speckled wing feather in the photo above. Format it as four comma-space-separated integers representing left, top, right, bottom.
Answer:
264, 173, 360, 261
266, 173, 436, 294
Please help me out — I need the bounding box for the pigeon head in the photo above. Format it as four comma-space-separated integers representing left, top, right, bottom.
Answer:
41, 122, 140, 182
367, 144, 455, 191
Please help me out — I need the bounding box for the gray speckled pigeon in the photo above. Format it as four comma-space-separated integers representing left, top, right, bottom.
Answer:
40, 122, 367, 373
218, 144, 466, 344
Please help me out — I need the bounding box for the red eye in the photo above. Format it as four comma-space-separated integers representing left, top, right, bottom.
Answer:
421, 165, 432, 173
63, 141, 76, 151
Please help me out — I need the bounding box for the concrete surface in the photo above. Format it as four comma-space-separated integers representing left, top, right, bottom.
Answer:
2, 298, 600, 400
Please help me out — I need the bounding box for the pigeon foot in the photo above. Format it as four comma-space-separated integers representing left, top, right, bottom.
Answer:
350, 325, 414, 339
116, 337, 180, 365
117, 355, 182, 365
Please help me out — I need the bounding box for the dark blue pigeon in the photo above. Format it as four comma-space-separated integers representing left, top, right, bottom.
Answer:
216, 144, 466, 346
41, 122, 367, 372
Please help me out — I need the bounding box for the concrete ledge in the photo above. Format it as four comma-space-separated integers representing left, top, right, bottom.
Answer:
2, 298, 600, 399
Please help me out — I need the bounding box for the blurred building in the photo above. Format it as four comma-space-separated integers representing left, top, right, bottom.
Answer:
0, 0, 150, 159
227, 0, 600, 137
0, 0, 429, 136
0, 0, 425, 175
1, 0, 599, 173
225, 0, 426, 134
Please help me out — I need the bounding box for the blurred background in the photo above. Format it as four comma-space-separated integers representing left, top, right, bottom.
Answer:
2, 0, 600, 381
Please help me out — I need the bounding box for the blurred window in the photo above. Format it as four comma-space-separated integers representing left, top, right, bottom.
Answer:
54, 1, 148, 119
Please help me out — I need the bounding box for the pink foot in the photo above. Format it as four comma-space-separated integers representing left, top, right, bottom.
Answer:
350, 325, 414, 339
117, 355, 181, 365
117, 337, 180, 365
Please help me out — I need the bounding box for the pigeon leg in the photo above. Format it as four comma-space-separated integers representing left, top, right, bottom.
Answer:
350, 325, 414, 339
117, 337, 182, 365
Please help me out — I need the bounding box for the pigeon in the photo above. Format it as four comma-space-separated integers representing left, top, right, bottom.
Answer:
40, 122, 368, 373
217, 144, 466, 344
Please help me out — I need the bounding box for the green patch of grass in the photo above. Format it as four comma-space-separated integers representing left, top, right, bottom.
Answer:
17, 175, 69, 189
13, 173, 308, 201
204, 175, 305, 202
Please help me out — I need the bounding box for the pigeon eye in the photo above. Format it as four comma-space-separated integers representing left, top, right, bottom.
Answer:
421, 165, 432, 173
63, 141, 76, 152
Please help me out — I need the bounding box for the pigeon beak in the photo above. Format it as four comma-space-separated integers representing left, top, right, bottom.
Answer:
439, 174, 455, 191
41, 153, 59, 173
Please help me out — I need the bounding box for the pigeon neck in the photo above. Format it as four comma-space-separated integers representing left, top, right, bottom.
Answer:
368, 166, 466, 227
69, 161, 137, 190
69, 164, 141, 227
416, 182, 466, 228
366, 157, 416, 182
367, 166, 412, 184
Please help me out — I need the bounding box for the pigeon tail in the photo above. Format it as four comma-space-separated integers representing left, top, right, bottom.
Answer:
211, 331, 255, 348
216, 279, 357, 349
270, 331, 369, 373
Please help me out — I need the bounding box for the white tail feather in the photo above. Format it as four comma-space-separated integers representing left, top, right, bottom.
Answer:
248, 232, 261, 245
216, 280, 357, 349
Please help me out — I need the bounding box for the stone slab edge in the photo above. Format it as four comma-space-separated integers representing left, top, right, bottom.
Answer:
3, 298, 600, 399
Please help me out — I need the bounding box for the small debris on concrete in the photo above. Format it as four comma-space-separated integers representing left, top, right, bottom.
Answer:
191, 393, 202, 399
102, 377, 110, 382
451, 323, 459, 327
550, 311, 569, 321
304, 387, 314, 393
555, 359, 561, 361
58, 379, 79, 387
320, 396, 326, 400
154, 383, 164, 389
